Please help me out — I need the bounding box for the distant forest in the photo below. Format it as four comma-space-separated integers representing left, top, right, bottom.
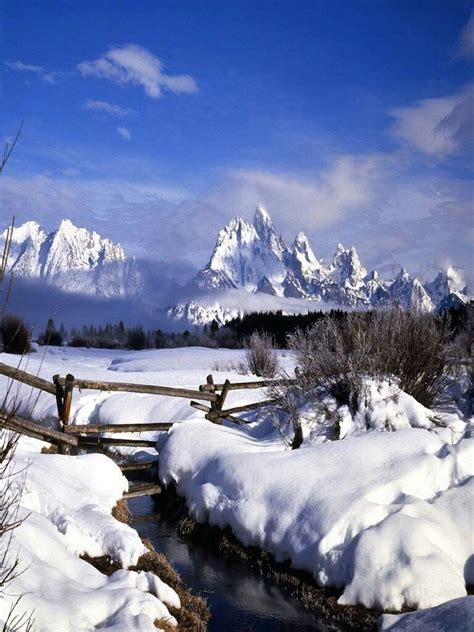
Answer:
23, 303, 471, 351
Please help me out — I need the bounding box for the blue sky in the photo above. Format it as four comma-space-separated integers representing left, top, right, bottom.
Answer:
1, 0, 473, 282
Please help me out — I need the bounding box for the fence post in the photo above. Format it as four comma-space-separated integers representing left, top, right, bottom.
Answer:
53, 373, 75, 454
217, 379, 231, 412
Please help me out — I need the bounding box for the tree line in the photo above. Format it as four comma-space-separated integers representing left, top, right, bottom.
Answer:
0, 302, 471, 355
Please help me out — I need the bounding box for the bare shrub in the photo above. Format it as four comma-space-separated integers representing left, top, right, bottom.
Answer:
240, 331, 279, 378
269, 381, 304, 449
1, 315, 31, 355
288, 309, 456, 410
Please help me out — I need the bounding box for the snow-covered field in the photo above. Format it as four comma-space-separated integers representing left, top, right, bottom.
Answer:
0, 345, 473, 630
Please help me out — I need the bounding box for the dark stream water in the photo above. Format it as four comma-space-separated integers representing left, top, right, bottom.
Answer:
129, 495, 343, 632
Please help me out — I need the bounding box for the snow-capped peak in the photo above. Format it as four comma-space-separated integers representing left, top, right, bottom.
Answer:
2, 220, 45, 245
1, 218, 138, 298
289, 231, 322, 282
330, 243, 367, 287
253, 204, 272, 231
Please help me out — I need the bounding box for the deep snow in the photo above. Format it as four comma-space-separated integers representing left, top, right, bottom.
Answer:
0, 436, 180, 631
0, 345, 472, 628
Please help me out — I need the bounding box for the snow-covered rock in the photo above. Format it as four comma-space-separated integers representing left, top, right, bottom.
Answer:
426, 266, 468, 306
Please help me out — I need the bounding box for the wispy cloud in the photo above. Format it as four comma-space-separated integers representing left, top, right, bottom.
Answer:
456, 10, 474, 58
77, 44, 198, 98
117, 126, 132, 141
209, 153, 394, 231
5, 60, 44, 74
84, 99, 135, 117
390, 86, 474, 157
5, 60, 60, 84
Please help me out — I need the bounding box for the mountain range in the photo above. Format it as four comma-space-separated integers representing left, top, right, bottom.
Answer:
2, 219, 143, 298
170, 205, 470, 324
1, 212, 470, 327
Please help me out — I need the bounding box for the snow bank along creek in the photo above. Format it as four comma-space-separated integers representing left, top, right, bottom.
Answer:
0, 346, 472, 630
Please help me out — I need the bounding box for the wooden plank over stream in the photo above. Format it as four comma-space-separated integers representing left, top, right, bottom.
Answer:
123, 483, 162, 499
78, 437, 158, 447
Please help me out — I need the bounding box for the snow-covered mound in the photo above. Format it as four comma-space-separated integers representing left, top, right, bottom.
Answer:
159, 415, 473, 611
380, 596, 474, 631
1, 219, 143, 298
0, 438, 180, 631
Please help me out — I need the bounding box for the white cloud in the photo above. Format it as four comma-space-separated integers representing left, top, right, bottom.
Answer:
390, 86, 474, 157
117, 126, 131, 141
5, 60, 44, 74
77, 44, 198, 99
84, 100, 135, 117
456, 10, 474, 58
42, 72, 58, 84
5, 61, 60, 85
209, 153, 394, 232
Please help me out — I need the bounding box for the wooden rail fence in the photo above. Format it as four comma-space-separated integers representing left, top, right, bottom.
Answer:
0, 362, 287, 496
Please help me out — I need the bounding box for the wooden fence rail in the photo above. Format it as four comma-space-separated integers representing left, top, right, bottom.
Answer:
0, 362, 56, 395
1, 412, 79, 447
65, 422, 173, 434
58, 376, 218, 402
199, 378, 295, 392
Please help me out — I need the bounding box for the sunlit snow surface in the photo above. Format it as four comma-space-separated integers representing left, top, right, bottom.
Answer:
0, 345, 472, 627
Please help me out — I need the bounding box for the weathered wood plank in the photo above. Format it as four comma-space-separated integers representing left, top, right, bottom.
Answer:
123, 483, 162, 499
190, 401, 212, 414
208, 399, 275, 418
119, 461, 158, 472
1, 412, 79, 446
206, 412, 247, 426
217, 379, 231, 410
77, 437, 157, 447
65, 422, 172, 434
59, 377, 218, 402
200, 378, 295, 392
0, 362, 56, 395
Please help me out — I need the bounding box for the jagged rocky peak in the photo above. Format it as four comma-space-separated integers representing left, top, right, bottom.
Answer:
1, 218, 140, 298
4, 220, 45, 245
388, 267, 434, 312
42, 219, 126, 279
196, 205, 287, 294
286, 231, 322, 291
426, 265, 467, 305
330, 243, 367, 287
